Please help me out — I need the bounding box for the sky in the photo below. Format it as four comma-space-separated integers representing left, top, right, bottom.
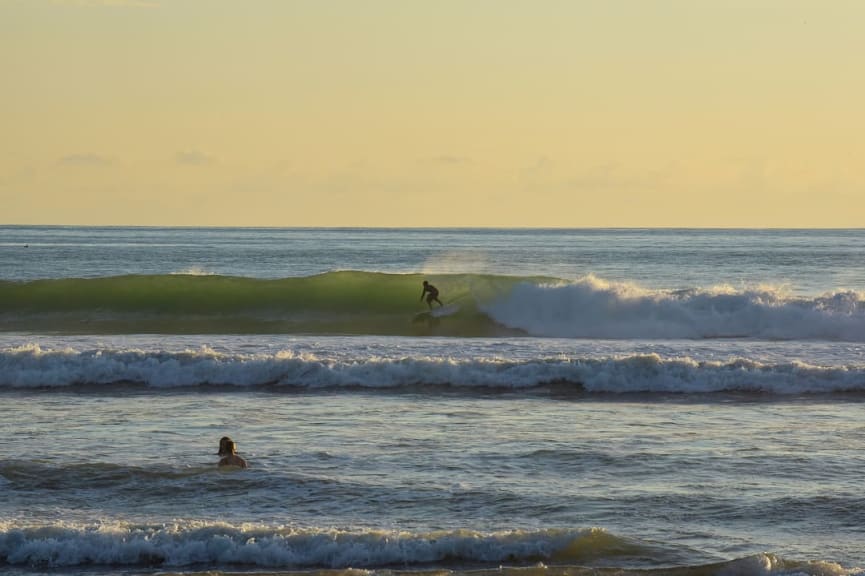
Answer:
1, 0, 863, 227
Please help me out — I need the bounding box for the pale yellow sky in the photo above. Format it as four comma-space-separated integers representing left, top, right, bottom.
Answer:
1, 0, 863, 226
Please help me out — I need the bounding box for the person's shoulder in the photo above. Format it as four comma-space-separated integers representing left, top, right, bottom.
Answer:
219, 455, 248, 468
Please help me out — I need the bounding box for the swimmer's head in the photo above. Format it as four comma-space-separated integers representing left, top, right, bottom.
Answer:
217, 436, 236, 456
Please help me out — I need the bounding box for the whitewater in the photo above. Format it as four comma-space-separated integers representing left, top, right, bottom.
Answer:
1, 226, 864, 576
2, 337, 865, 394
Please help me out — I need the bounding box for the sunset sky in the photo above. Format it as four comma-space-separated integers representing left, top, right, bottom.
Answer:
1, 0, 863, 227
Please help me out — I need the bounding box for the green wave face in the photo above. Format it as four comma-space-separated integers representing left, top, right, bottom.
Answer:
0, 272, 542, 336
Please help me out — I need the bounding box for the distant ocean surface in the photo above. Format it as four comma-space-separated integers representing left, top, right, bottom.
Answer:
1, 226, 863, 576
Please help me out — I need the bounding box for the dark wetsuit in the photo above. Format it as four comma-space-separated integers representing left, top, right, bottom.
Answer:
421, 282, 443, 309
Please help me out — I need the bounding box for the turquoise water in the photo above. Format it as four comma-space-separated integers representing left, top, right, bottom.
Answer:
0, 227, 863, 575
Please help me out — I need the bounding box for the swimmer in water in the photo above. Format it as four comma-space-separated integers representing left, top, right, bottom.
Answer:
217, 436, 248, 468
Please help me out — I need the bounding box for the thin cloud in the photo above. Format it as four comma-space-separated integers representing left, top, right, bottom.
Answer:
50, 0, 159, 8
522, 156, 551, 180
424, 155, 473, 166
176, 151, 215, 166
58, 153, 115, 167
566, 163, 672, 191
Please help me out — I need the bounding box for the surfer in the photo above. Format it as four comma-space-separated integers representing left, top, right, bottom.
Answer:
420, 280, 443, 309
217, 436, 248, 469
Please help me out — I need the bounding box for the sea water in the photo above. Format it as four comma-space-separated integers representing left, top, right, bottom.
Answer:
0, 226, 863, 576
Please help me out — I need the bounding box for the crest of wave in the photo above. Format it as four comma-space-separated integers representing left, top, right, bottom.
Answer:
170, 266, 215, 276
481, 274, 865, 341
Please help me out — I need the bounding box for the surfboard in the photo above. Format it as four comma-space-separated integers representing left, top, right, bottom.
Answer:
413, 304, 460, 322
430, 304, 459, 318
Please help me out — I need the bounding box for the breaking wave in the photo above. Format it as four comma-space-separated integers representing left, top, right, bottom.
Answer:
2, 344, 864, 394
482, 275, 865, 341
0, 521, 858, 574
2, 272, 864, 341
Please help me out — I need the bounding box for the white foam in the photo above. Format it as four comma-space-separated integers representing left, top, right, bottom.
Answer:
1, 521, 858, 572
716, 553, 856, 576
1, 344, 863, 394
170, 266, 215, 276
481, 276, 865, 341
0, 522, 592, 568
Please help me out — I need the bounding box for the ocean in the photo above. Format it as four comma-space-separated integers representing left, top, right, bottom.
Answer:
0, 226, 863, 576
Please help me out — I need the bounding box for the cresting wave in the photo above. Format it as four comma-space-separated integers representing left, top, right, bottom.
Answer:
0, 522, 857, 575
2, 272, 864, 340
482, 275, 865, 341
3, 344, 864, 394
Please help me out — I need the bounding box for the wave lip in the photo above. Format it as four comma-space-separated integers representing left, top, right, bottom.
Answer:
482, 276, 865, 341
2, 344, 864, 394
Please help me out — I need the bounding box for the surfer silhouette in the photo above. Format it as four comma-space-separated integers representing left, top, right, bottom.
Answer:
420, 280, 443, 309
217, 436, 248, 469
